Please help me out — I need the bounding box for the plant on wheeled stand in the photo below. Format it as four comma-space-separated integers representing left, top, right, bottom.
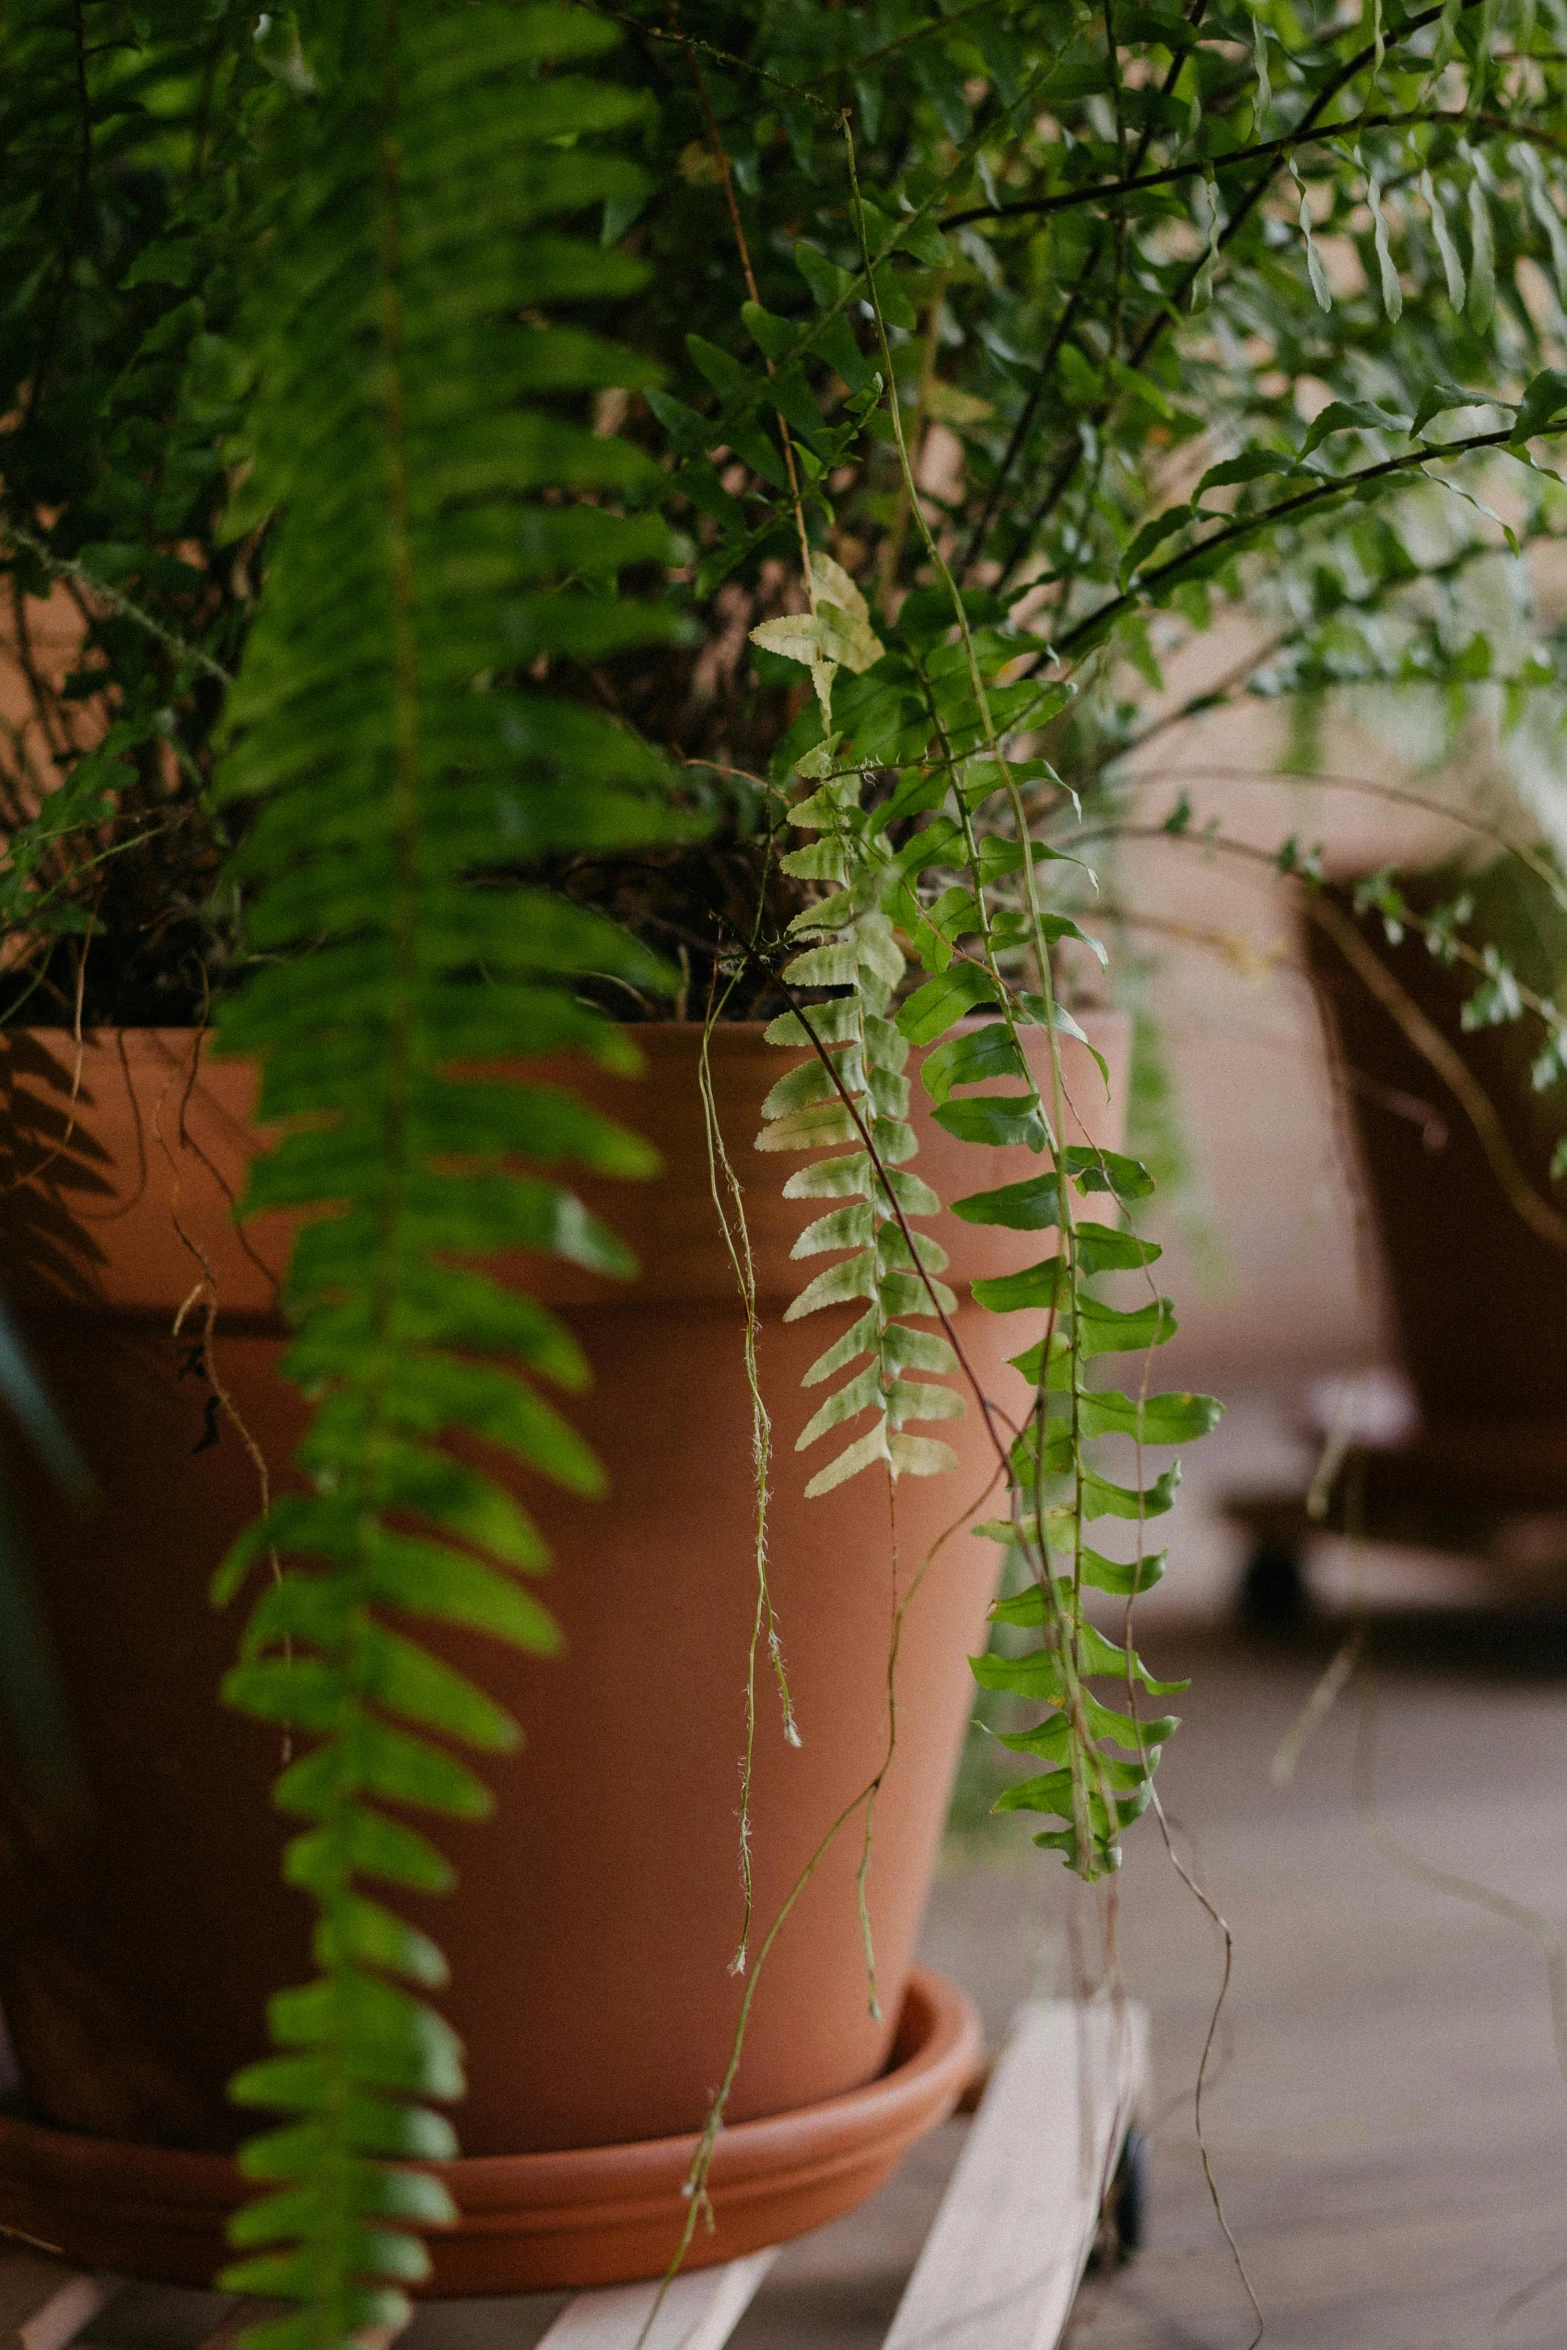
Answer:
7, 1, 1567, 2343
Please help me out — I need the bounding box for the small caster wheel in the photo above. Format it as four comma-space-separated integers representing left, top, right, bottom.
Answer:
1238, 1542, 1308, 1631
1088, 2126, 1148, 2271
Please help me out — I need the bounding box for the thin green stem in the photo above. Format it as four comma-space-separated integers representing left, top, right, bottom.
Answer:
847, 116, 1120, 1872
942, 103, 1495, 229
1, 521, 236, 686
1059, 423, 1522, 656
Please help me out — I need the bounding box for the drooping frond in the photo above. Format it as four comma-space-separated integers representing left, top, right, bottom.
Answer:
754, 438, 1216, 1880
207, 9, 694, 2342
755, 571, 964, 1496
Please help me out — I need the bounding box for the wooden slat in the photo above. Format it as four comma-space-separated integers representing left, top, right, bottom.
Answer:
0, 2255, 122, 2350
0, 1996, 1134, 2350
534, 2249, 778, 2350
880, 1999, 1147, 2350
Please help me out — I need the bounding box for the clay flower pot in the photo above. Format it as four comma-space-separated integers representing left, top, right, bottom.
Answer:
0, 1015, 1126, 2288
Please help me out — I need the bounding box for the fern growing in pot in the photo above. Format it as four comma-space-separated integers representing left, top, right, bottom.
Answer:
5, 0, 1567, 2342
0, 0, 757, 2316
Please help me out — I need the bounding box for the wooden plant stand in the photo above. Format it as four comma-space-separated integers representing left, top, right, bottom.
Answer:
1226, 1423, 1567, 1624
0, 2000, 1147, 2350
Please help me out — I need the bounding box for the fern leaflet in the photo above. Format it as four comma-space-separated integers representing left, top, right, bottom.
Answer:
754, 598, 964, 1497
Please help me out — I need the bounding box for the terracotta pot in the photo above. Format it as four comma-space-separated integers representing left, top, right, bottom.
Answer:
0, 1014, 1127, 2286
1306, 894, 1567, 1427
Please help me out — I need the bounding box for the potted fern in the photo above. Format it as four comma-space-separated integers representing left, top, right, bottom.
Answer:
3, 0, 1567, 2341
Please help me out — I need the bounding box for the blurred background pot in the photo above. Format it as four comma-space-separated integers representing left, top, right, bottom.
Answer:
1299, 872, 1567, 1584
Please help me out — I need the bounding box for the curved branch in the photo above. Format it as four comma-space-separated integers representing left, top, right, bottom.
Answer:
1305, 888, 1567, 1252
1122, 764, 1567, 907
1058, 423, 1519, 655
942, 106, 1482, 231
2, 522, 236, 687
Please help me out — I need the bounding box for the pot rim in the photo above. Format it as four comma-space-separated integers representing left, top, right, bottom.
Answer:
0, 1965, 978, 2223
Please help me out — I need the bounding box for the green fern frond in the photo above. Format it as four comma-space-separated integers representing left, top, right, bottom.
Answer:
752, 485, 1214, 1879
209, 8, 693, 2342
881, 671, 1209, 1881
758, 758, 963, 1499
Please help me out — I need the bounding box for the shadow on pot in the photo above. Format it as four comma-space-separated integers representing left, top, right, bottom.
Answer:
0, 1277, 96, 1832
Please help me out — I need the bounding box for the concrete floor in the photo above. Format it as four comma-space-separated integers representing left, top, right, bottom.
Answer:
733, 1604, 1567, 2350
46, 1358, 1567, 2350
57, 1579, 1567, 2350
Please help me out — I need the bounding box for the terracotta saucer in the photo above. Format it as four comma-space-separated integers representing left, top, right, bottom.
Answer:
0, 1967, 979, 2294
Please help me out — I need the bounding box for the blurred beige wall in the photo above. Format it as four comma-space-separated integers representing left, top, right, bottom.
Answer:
1088, 630, 1542, 1614
1107, 622, 1515, 1400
